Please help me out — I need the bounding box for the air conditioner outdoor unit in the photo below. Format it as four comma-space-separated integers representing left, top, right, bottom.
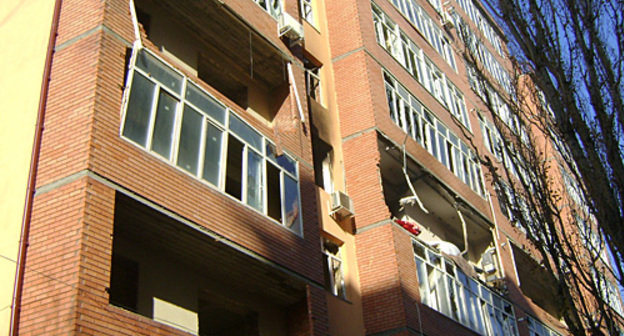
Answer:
330, 191, 354, 218
481, 247, 497, 274
279, 12, 304, 43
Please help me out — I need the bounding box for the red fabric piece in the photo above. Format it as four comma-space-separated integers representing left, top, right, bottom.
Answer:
394, 219, 421, 236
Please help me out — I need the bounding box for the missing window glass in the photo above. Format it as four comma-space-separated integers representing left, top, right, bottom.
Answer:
109, 254, 139, 312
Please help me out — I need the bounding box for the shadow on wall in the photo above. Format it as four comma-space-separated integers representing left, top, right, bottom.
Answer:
109, 192, 314, 336
358, 237, 564, 336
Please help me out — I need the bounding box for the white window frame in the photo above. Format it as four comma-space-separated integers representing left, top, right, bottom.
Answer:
300, 0, 314, 25
526, 315, 562, 336
323, 239, 346, 299
384, 72, 486, 197
413, 240, 518, 335
381, 0, 457, 71
120, 48, 303, 235
372, 6, 471, 132
305, 66, 322, 105
252, 0, 282, 18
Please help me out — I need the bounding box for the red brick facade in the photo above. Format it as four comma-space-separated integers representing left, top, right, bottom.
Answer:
18, 0, 328, 334
13, 0, 582, 335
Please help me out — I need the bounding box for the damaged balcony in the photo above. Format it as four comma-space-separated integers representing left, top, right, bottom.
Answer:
511, 244, 563, 320
377, 138, 520, 335
378, 137, 497, 280
109, 193, 309, 335
134, 0, 290, 121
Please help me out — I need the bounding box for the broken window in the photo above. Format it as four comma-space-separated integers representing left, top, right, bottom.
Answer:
252, 0, 281, 18
323, 239, 346, 299
301, 0, 314, 25
312, 135, 334, 193
121, 48, 302, 234
526, 315, 562, 336
305, 64, 322, 105
413, 240, 518, 335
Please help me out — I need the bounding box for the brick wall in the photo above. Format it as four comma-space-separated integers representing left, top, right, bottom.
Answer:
343, 131, 391, 229
356, 223, 406, 333
20, 0, 330, 334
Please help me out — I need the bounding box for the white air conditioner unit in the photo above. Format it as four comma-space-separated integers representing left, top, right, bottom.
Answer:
279, 12, 304, 43
330, 191, 354, 218
481, 247, 498, 274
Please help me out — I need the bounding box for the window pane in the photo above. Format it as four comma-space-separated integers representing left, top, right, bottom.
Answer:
151, 90, 178, 159
447, 276, 459, 320
386, 85, 397, 122
122, 72, 155, 146
413, 241, 426, 258
415, 258, 428, 305
225, 135, 244, 200
176, 105, 203, 174
429, 126, 437, 156
246, 150, 263, 211
266, 143, 297, 176
283, 175, 301, 233
438, 134, 448, 167
229, 113, 262, 150
135, 50, 183, 94
202, 122, 223, 186
330, 256, 345, 297
427, 265, 440, 310
186, 82, 226, 124
267, 163, 282, 223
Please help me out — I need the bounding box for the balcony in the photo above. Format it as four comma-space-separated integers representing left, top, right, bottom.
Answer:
134, 0, 290, 121
109, 193, 309, 335
378, 136, 494, 268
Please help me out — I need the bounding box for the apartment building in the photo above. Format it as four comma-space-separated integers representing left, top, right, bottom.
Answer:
0, 0, 620, 335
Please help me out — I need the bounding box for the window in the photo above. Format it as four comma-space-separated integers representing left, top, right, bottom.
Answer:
384, 73, 485, 196
454, 0, 504, 57
305, 62, 322, 104
323, 239, 346, 299
560, 166, 585, 208
372, 6, 471, 131
380, 0, 457, 70
121, 48, 302, 235
575, 215, 608, 263
413, 240, 518, 335
252, 0, 281, 18
478, 115, 503, 161
301, 0, 314, 25
456, 15, 511, 95
526, 315, 562, 336
591, 267, 624, 316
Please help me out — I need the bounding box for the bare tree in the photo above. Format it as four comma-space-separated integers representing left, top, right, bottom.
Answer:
450, 0, 624, 334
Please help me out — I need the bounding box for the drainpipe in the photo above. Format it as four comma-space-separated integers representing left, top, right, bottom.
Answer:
9, 1, 62, 334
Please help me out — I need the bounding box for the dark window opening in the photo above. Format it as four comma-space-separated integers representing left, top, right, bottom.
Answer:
304, 58, 322, 104
109, 254, 139, 312
198, 299, 259, 336
311, 134, 333, 192
267, 163, 282, 222
225, 135, 244, 200
198, 57, 249, 109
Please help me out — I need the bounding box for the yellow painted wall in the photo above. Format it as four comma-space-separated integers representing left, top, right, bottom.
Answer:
0, 0, 56, 333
